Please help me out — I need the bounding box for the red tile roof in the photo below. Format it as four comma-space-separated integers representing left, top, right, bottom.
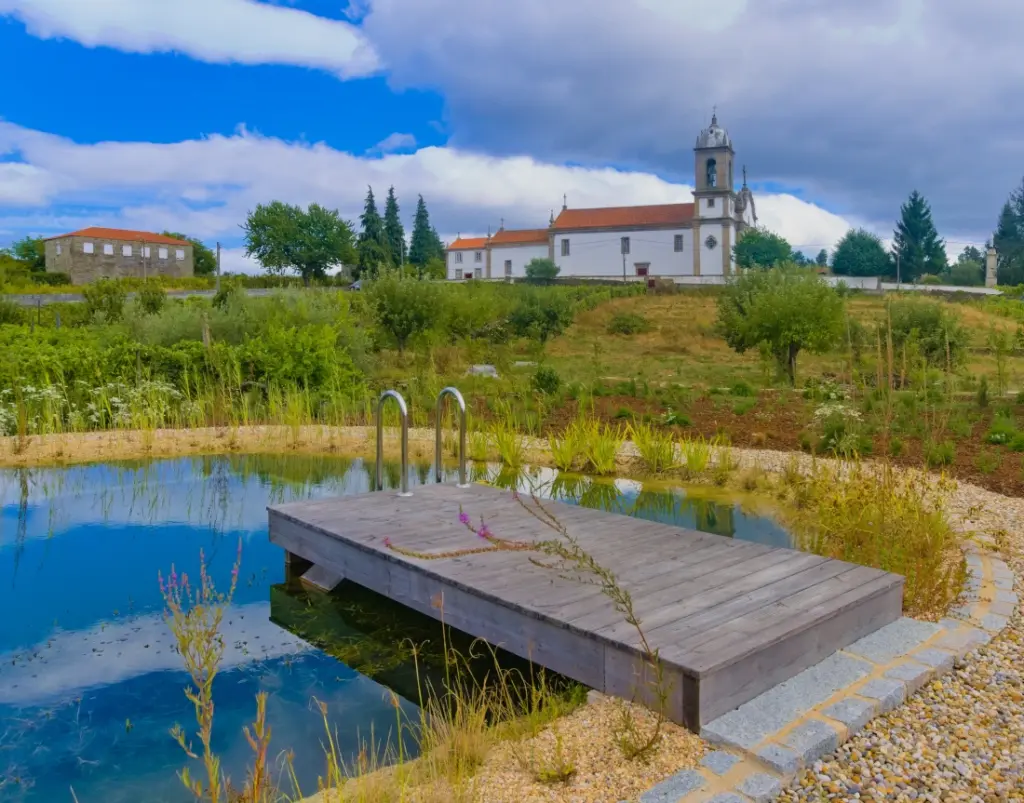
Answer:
447, 236, 489, 250
489, 228, 550, 246
552, 203, 694, 231
44, 227, 191, 246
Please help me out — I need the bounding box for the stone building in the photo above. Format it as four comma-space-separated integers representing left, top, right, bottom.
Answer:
44, 227, 194, 284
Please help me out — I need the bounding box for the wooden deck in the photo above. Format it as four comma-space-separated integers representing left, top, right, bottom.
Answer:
268, 483, 904, 730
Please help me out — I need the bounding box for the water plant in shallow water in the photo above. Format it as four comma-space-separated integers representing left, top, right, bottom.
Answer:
582, 420, 624, 476
678, 434, 713, 477
548, 419, 587, 472
629, 420, 676, 474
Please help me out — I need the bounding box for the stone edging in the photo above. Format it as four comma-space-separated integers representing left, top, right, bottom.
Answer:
628, 544, 1018, 803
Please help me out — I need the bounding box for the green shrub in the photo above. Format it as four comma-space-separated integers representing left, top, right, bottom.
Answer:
0, 297, 23, 325
82, 278, 127, 322
366, 273, 444, 351
532, 366, 562, 395
888, 437, 904, 457
137, 283, 167, 315
924, 440, 955, 467
31, 272, 72, 287
977, 375, 990, 408
885, 298, 968, 368
729, 381, 755, 397
507, 288, 573, 343
606, 312, 652, 335
524, 258, 560, 284
986, 414, 1016, 444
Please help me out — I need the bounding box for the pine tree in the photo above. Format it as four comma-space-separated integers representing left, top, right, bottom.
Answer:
815, 249, 829, 267
993, 178, 1024, 286
891, 190, 947, 282
382, 186, 406, 268
409, 195, 442, 269
357, 186, 390, 279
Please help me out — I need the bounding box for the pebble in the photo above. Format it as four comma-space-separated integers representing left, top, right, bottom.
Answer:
778, 469, 1024, 803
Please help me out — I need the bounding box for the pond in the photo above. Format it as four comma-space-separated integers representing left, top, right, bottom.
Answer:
0, 454, 791, 802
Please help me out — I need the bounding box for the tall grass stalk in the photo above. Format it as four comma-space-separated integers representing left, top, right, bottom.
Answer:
629, 421, 675, 474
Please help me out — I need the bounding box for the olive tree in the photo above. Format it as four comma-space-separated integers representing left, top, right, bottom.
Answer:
716, 264, 845, 385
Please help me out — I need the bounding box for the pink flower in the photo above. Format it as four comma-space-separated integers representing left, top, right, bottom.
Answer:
383, 536, 393, 548
458, 511, 470, 526
478, 524, 492, 540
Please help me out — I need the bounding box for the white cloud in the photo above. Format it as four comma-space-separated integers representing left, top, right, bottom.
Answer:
371, 132, 417, 154
0, 121, 870, 259
0, 0, 380, 77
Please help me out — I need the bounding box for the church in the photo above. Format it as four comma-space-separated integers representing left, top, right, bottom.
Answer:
446, 114, 758, 283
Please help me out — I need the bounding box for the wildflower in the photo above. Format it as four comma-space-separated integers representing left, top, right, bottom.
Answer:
458, 510, 470, 526
383, 536, 393, 548
478, 524, 493, 540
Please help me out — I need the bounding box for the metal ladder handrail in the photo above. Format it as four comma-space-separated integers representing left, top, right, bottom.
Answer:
435, 386, 470, 487
375, 389, 412, 497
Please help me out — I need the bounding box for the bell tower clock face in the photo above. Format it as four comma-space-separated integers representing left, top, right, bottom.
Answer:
705, 235, 718, 250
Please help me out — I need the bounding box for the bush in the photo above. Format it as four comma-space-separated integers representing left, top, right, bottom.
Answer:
31, 272, 72, 287
137, 283, 167, 315
82, 278, 127, 322
985, 414, 1016, 444
917, 274, 943, 286
606, 312, 652, 335
532, 365, 562, 395
524, 258, 560, 284
885, 298, 968, 368
366, 273, 444, 351
924, 439, 956, 467
507, 288, 573, 343
0, 297, 23, 325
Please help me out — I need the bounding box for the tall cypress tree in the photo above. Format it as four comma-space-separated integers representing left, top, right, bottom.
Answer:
382, 186, 406, 268
993, 178, 1024, 286
892, 190, 947, 282
409, 194, 441, 268
357, 186, 390, 279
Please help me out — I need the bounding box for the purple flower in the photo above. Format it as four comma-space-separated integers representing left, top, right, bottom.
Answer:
478, 524, 492, 540
458, 511, 470, 526
383, 536, 393, 548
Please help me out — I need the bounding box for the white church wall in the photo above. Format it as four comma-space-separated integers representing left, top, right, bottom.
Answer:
490, 244, 550, 279
553, 228, 694, 279
447, 249, 485, 280
699, 223, 728, 276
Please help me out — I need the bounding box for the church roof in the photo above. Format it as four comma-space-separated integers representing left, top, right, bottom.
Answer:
447, 236, 489, 250
489, 228, 549, 246
696, 113, 732, 150
552, 203, 694, 232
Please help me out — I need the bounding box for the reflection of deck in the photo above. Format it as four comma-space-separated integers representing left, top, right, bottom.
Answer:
268, 483, 904, 731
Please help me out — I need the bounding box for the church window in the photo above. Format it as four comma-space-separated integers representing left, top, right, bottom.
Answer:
504, 260, 512, 277
708, 198, 716, 208
674, 234, 684, 252
561, 238, 570, 257
455, 252, 463, 263
705, 235, 718, 250
620, 236, 630, 255
474, 251, 482, 263
706, 158, 717, 188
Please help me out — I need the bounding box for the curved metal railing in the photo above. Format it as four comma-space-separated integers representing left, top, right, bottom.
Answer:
375, 389, 411, 496
435, 386, 470, 487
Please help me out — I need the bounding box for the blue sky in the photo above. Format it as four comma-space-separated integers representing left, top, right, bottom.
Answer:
1, 0, 1020, 272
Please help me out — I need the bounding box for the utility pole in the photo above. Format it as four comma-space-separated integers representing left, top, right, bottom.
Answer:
216, 242, 221, 292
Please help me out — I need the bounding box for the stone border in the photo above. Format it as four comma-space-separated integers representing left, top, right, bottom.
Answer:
631, 543, 1017, 803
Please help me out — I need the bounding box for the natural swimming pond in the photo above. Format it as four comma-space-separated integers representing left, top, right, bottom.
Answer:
0, 454, 791, 802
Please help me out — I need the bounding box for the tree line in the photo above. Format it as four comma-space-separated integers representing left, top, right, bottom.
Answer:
242, 188, 447, 285
734, 180, 1024, 287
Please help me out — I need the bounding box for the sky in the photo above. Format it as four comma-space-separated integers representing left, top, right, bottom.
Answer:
1, 0, 1021, 274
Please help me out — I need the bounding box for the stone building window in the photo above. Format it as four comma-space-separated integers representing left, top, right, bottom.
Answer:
122, 245, 133, 257
620, 237, 630, 255
158, 247, 168, 260
83, 242, 94, 254
674, 234, 684, 252
143, 247, 151, 258
55, 244, 62, 255
561, 238, 570, 257
103, 243, 114, 255
175, 249, 185, 261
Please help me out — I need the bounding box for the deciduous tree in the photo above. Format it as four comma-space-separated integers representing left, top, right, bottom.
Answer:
242, 201, 356, 286
524, 257, 560, 284
732, 226, 793, 269
831, 229, 893, 277
716, 264, 845, 385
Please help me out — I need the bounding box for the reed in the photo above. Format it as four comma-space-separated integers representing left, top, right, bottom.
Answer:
629, 420, 676, 474
678, 434, 713, 477
581, 420, 624, 476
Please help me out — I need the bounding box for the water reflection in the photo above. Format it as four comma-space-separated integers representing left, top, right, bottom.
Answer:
0, 454, 789, 802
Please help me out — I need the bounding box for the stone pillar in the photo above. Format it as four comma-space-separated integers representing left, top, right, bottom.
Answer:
986, 247, 998, 288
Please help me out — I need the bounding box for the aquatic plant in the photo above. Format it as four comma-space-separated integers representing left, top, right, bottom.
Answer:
678, 434, 712, 477
629, 420, 676, 474
581, 420, 624, 476
547, 419, 586, 472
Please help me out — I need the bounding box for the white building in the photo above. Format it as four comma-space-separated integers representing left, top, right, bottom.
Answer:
446, 114, 758, 283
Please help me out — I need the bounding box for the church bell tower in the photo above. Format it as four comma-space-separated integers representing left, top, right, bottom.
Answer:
692, 110, 737, 277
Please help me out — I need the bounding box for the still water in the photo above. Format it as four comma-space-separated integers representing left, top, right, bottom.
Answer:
0, 454, 790, 802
